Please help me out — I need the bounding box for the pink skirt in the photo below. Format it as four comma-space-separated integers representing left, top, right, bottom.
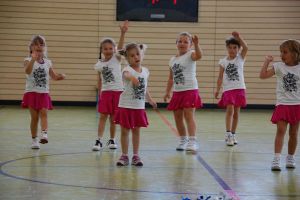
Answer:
22, 92, 53, 110
271, 105, 300, 125
114, 107, 149, 129
167, 89, 202, 110
218, 89, 247, 108
98, 91, 122, 115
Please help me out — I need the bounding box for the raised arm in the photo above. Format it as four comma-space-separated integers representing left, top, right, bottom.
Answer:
215, 65, 224, 99
191, 35, 203, 61
259, 55, 275, 79
163, 69, 174, 102
117, 20, 129, 50
232, 31, 248, 59
24, 46, 39, 74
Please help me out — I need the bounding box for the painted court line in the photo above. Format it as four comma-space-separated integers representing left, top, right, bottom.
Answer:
155, 109, 240, 200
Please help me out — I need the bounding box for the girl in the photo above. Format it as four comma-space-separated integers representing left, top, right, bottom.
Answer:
114, 43, 157, 166
259, 39, 300, 171
215, 32, 248, 146
22, 35, 65, 149
163, 32, 203, 152
92, 20, 128, 151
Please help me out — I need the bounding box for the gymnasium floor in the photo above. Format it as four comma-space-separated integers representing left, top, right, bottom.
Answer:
0, 106, 299, 200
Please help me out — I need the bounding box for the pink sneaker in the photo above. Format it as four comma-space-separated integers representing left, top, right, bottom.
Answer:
116, 155, 129, 166
131, 155, 143, 167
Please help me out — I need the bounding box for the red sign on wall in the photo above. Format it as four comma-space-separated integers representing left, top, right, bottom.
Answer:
152, 0, 177, 5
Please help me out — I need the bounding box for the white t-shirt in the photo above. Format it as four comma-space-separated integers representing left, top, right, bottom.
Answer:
118, 66, 149, 109
219, 54, 246, 92
94, 54, 123, 91
273, 62, 300, 105
24, 57, 52, 93
169, 50, 198, 92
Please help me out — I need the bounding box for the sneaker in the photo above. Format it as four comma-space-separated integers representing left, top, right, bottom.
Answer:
39, 132, 48, 144
225, 132, 230, 142
31, 138, 40, 149
176, 138, 188, 151
186, 140, 199, 152
271, 156, 281, 171
116, 155, 129, 166
107, 139, 118, 149
226, 133, 234, 146
131, 155, 143, 166
232, 134, 238, 145
92, 139, 102, 151
286, 155, 296, 169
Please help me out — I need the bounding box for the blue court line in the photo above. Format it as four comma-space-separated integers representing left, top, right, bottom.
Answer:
155, 110, 241, 200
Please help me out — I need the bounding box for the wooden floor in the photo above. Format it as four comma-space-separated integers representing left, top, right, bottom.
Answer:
0, 106, 299, 200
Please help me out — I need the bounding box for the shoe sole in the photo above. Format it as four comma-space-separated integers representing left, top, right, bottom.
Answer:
271, 167, 281, 171
39, 139, 48, 144
92, 148, 100, 151
286, 165, 296, 169
176, 148, 185, 151
132, 163, 143, 167
116, 163, 129, 166
31, 146, 40, 149
109, 146, 118, 150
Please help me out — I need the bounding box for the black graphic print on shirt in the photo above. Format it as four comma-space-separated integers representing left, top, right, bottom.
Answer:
33, 67, 47, 88
225, 63, 239, 81
133, 77, 145, 100
172, 63, 185, 85
282, 72, 299, 92
102, 66, 115, 83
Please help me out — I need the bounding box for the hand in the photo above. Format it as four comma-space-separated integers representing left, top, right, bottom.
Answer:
232, 31, 240, 38
214, 91, 219, 99
57, 73, 66, 80
149, 100, 157, 109
130, 76, 139, 86
265, 55, 274, 63
163, 93, 171, 102
120, 20, 129, 33
192, 35, 199, 45
31, 46, 39, 61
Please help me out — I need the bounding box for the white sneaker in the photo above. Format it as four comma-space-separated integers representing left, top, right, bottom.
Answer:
31, 138, 40, 149
176, 138, 188, 151
226, 133, 234, 146
271, 156, 281, 171
107, 139, 118, 149
186, 140, 199, 152
39, 132, 48, 144
225, 131, 231, 142
286, 155, 296, 169
232, 134, 238, 145
92, 139, 102, 151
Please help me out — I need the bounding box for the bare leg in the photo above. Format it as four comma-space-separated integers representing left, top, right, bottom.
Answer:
173, 109, 186, 136
288, 122, 299, 155
109, 115, 116, 139
183, 108, 196, 137
120, 126, 130, 155
29, 107, 39, 138
225, 105, 234, 132
132, 127, 140, 155
275, 121, 288, 154
231, 107, 240, 133
97, 113, 108, 138
39, 108, 48, 131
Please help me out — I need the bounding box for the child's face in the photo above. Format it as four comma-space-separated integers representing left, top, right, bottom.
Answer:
101, 42, 115, 58
176, 35, 192, 54
31, 44, 44, 60
126, 48, 141, 67
280, 47, 297, 66
226, 44, 239, 59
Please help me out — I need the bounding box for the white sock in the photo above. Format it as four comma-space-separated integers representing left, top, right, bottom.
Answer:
275, 153, 281, 158
189, 136, 196, 141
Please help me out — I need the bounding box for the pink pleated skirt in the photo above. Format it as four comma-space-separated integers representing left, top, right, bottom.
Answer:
114, 107, 149, 129
271, 105, 300, 125
98, 91, 122, 115
22, 92, 53, 110
218, 89, 247, 108
167, 89, 202, 111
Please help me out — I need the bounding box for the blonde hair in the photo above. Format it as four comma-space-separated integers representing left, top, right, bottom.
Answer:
29, 35, 47, 58
280, 39, 300, 62
121, 42, 147, 61
99, 37, 116, 59
176, 32, 192, 43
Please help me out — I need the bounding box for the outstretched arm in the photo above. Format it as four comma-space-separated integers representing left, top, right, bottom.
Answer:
232, 31, 248, 59
49, 68, 65, 80
259, 55, 275, 79
191, 35, 203, 61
